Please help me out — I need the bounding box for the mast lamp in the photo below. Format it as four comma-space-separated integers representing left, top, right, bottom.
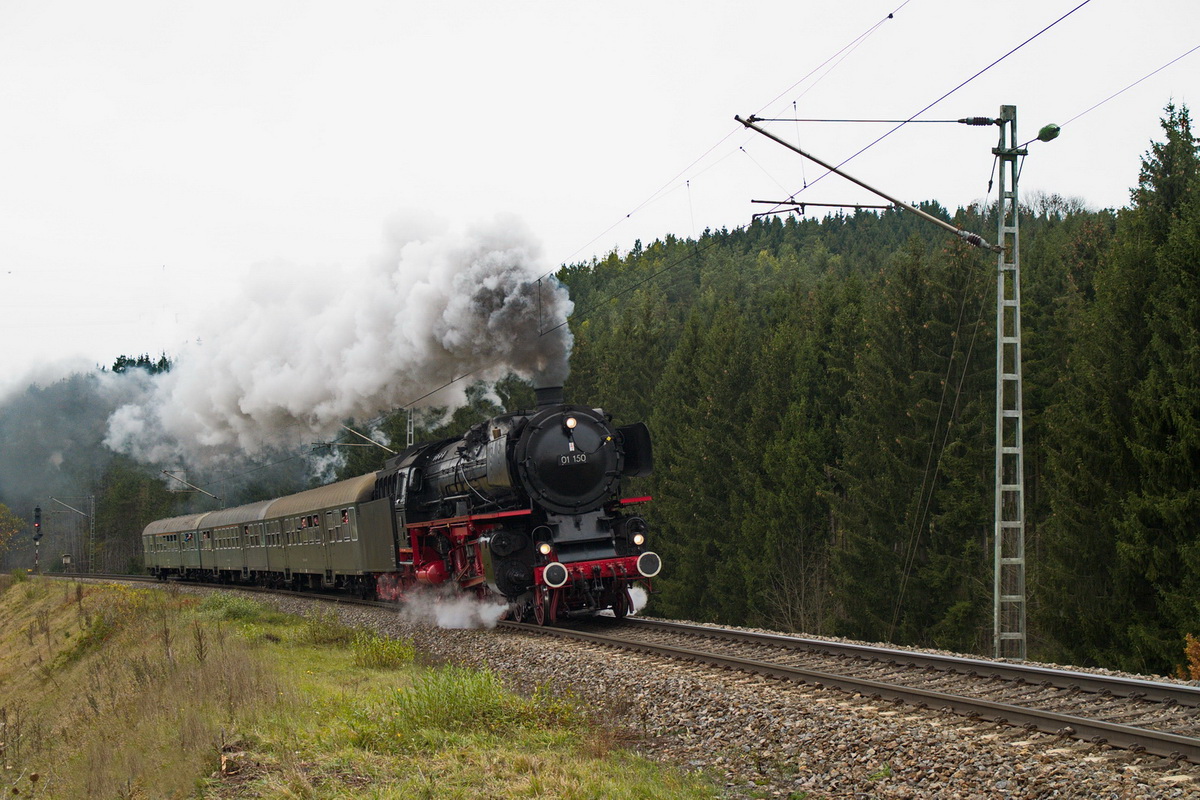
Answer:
1037, 124, 1061, 142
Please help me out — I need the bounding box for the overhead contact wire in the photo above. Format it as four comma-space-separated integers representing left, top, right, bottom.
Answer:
1057, 43, 1200, 131
787, 0, 1093, 201
547, 1, 911, 276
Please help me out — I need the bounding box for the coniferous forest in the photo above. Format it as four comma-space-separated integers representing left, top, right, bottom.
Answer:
4, 105, 1195, 677
559, 104, 1199, 676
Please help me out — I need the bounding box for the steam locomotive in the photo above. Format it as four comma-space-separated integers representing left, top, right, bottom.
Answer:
142, 387, 660, 624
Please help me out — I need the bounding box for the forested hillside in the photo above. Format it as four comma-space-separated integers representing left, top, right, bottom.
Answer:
560, 104, 1198, 675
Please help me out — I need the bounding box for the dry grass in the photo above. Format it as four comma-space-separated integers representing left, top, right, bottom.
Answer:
0, 580, 717, 799
0, 579, 279, 798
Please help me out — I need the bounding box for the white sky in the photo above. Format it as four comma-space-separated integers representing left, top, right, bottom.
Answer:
1, 0, 1196, 386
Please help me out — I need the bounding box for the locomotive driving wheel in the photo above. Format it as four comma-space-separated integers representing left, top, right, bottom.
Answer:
612, 586, 632, 619
532, 587, 560, 626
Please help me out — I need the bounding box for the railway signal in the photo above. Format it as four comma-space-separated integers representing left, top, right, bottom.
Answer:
32, 505, 42, 573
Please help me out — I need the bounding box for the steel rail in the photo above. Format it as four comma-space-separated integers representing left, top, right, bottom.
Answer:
617, 617, 1200, 707
506, 620, 1200, 762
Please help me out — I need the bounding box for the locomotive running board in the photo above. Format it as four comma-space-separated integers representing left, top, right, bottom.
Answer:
404, 507, 533, 530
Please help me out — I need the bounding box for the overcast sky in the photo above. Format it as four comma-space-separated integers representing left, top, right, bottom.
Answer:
1, 0, 1196, 390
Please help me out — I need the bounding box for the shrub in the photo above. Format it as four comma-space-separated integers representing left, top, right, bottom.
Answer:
298, 608, 354, 645
352, 631, 416, 669
198, 593, 267, 622
349, 666, 583, 752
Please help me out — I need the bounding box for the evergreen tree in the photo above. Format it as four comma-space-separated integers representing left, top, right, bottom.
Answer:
830, 237, 992, 647
93, 456, 181, 572
1118, 106, 1200, 670
648, 302, 758, 622
1040, 103, 1199, 672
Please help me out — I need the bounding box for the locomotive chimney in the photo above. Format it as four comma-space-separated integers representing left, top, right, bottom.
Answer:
534, 386, 564, 407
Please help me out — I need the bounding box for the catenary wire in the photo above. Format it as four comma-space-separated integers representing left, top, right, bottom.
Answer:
545, 2, 912, 277
775, 0, 1094, 210
1034, 42, 1200, 144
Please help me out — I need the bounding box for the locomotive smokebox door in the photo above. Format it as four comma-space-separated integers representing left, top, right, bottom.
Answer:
516, 406, 622, 515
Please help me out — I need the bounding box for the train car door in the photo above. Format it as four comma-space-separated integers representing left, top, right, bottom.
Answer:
239, 524, 250, 579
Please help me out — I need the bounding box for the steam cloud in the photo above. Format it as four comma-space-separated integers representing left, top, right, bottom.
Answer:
628, 585, 649, 615
105, 214, 573, 464
398, 585, 510, 630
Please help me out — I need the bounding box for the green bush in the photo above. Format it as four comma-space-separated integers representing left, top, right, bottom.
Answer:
349, 666, 582, 752
197, 592, 271, 622
352, 630, 416, 669
298, 607, 355, 645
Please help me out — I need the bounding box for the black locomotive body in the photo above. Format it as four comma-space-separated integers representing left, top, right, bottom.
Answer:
143, 387, 659, 623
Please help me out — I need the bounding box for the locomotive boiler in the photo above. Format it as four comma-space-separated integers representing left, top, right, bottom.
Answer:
143, 386, 660, 624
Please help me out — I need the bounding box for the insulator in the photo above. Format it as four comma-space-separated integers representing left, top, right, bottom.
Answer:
958, 117, 997, 126
958, 230, 985, 248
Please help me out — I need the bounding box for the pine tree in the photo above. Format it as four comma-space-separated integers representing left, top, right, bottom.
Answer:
1118, 107, 1200, 669
830, 237, 992, 647
1041, 103, 1199, 672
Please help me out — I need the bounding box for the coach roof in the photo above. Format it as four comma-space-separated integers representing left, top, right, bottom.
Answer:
142, 512, 212, 537
266, 473, 379, 519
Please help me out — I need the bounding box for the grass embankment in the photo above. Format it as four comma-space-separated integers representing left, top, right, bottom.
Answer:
0, 574, 715, 799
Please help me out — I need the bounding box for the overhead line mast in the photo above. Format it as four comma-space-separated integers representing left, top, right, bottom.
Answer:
991, 105, 1027, 661
738, 108, 1059, 661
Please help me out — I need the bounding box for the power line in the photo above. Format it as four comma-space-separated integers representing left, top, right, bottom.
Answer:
778, 0, 1094, 203
547, 2, 913, 273
206, 0, 1093, 489
757, 1, 913, 115
188, 2, 1189, 499
750, 118, 965, 124
1060, 43, 1200, 130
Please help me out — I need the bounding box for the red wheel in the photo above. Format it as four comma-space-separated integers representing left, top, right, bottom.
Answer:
612, 587, 631, 619
534, 592, 547, 626
548, 588, 560, 624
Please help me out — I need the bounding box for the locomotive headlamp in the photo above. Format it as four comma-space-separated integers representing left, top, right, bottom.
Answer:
543, 561, 570, 588
632, 532, 646, 546
637, 551, 662, 578
538, 542, 553, 556
564, 416, 578, 430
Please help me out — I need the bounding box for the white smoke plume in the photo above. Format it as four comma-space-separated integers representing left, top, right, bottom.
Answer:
628, 584, 650, 615
399, 585, 510, 630
105, 214, 573, 464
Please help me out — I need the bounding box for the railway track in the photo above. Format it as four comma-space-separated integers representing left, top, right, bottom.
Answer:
71, 573, 1200, 762
503, 616, 1200, 762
